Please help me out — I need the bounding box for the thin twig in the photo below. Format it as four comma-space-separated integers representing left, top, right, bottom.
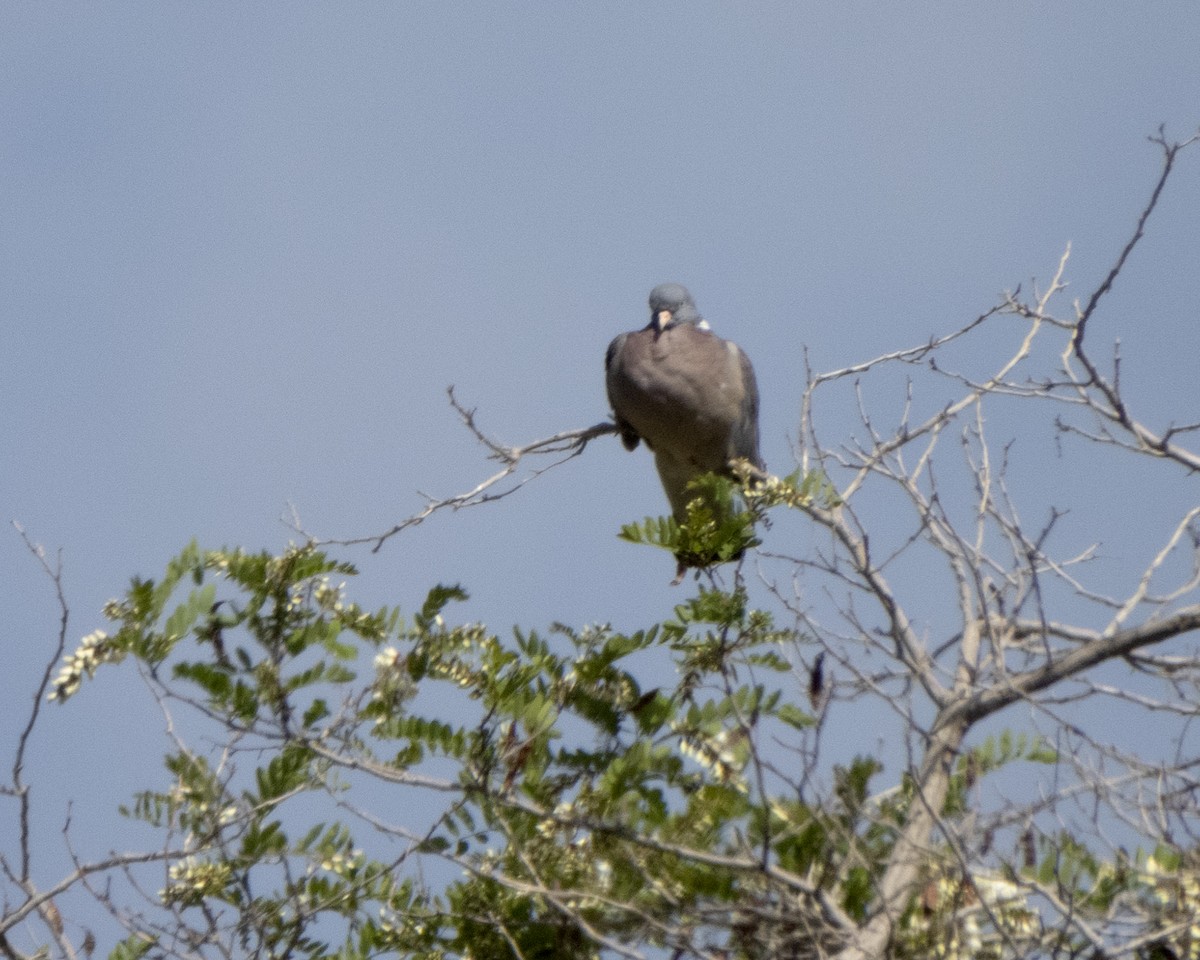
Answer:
308, 386, 617, 552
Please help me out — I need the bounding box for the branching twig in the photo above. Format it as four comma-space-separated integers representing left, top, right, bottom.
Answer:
1059, 129, 1200, 473
313, 386, 617, 552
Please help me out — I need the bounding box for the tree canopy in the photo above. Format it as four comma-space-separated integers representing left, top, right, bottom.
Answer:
5, 133, 1200, 960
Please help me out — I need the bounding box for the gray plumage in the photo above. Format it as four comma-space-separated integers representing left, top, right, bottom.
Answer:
605, 283, 764, 522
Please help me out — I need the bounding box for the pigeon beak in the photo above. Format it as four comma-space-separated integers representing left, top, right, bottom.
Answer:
654, 309, 673, 332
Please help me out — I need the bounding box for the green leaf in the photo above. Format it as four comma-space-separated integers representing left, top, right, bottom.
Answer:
173, 661, 232, 700
418, 584, 468, 629
241, 820, 288, 859
631, 690, 674, 735
163, 582, 216, 647
254, 743, 312, 804
232, 681, 258, 722
108, 935, 155, 960
842, 865, 873, 919
417, 836, 450, 854
619, 474, 760, 570
303, 698, 330, 727
776, 703, 815, 730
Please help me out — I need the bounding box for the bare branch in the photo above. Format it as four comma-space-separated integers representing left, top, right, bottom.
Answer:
1057, 130, 1200, 472
9, 523, 70, 884
311, 386, 617, 551
961, 605, 1200, 726
1072, 129, 1200, 358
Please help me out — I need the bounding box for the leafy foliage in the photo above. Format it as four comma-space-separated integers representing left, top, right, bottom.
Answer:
41, 521, 1198, 960
24, 139, 1200, 956
619, 473, 762, 569
48, 537, 880, 958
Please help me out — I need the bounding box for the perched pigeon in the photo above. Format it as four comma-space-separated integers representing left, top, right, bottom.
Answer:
606, 283, 764, 570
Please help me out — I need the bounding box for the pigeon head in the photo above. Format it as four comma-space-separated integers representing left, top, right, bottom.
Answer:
649, 283, 708, 332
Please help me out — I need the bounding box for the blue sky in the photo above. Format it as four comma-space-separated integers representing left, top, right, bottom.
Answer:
4, 2, 1200, 947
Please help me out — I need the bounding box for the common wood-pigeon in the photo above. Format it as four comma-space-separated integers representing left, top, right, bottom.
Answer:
606, 282, 765, 537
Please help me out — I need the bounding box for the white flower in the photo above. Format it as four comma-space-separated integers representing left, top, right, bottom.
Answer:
374, 647, 401, 671
977, 875, 1022, 906
47, 630, 122, 701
